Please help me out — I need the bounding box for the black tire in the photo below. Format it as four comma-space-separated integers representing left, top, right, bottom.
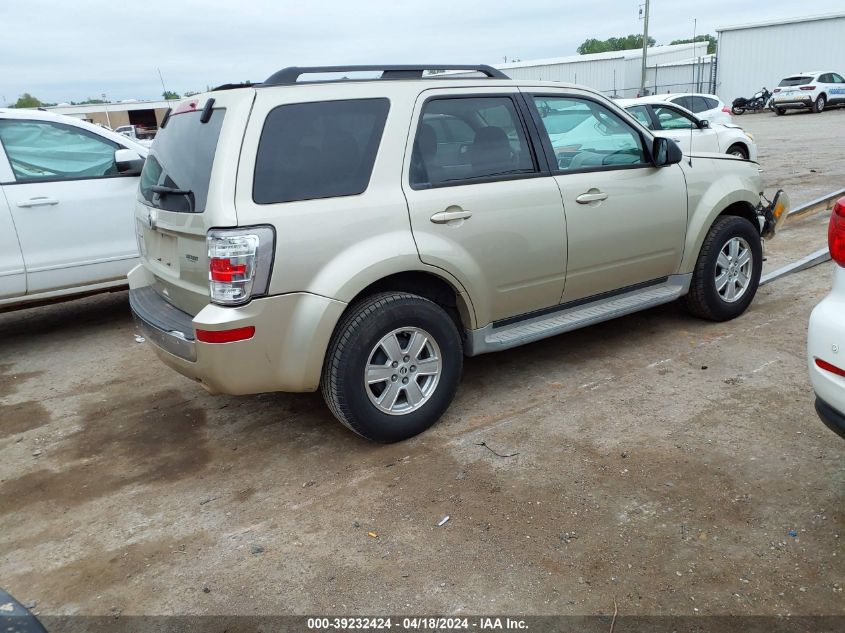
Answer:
684, 216, 763, 322
776, 107, 786, 116
321, 292, 463, 442
731, 105, 745, 115
813, 95, 826, 113
726, 144, 749, 159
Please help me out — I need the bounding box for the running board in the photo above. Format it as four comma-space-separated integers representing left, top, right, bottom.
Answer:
465, 274, 692, 356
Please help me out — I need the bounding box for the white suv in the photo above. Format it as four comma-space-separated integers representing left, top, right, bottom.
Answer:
772, 71, 845, 114
0, 109, 148, 309
808, 198, 845, 438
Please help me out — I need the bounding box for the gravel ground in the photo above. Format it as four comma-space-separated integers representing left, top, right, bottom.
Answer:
0, 107, 843, 620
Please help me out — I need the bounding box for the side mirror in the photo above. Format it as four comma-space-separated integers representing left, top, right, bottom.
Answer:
652, 137, 683, 167
698, 119, 710, 129
115, 148, 145, 175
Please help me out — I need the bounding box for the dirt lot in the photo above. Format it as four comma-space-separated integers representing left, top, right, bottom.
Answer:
1, 108, 843, 620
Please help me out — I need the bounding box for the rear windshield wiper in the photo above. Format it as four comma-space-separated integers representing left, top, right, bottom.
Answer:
151, 185, 193, 196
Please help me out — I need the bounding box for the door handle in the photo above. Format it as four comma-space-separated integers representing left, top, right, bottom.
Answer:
18, 197, 59, 208
575, 191, 608, 204
430, 209, 472, 224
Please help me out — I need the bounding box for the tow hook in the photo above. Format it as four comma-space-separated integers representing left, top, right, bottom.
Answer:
758, 189, 790, 239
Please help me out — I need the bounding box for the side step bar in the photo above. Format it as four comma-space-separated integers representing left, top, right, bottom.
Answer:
465, 274, 692, 356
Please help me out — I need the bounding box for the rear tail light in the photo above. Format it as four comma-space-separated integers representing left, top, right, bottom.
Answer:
830, 198, 845, 267
800, 86, 816, 91
773, 88, 781, 93
207, 226, 275, 305
722, 106, 731, 113
815, 358, 845, 378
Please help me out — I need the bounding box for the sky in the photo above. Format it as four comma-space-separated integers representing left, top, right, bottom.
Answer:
1, 0, 842, 105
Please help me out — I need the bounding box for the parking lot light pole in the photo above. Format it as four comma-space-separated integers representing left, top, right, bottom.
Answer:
640, 0, 650, 96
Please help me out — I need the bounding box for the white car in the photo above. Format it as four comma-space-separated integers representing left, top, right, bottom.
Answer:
772, 71, 845, 114
808, 198, 845, 438
633, 93, 733, 126
619, 99, 757, 160
0, 108, 147, 309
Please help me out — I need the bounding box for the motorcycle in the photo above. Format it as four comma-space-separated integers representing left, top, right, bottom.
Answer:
732, 88, 772, 115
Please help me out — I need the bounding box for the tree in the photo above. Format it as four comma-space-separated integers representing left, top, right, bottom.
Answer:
577, 34, 655, 55
670, 34, 717, 55
162, 90, 181, 100
12, 93, 41, 108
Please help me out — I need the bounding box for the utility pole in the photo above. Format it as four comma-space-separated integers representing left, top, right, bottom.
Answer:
639, 0, 650, 96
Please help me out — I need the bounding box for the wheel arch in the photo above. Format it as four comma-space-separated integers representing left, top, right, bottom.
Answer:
343, 269, 476, 332
681, 186, 761, 273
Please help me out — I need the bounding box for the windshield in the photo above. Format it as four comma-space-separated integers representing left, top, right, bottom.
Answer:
139, 108, 225, 213
778, 76, 812, 87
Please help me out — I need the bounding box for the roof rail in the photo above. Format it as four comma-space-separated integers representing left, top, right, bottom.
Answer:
263, 65, 509, 85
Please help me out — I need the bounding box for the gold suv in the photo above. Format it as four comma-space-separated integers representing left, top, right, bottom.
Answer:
129, 65, 788, 442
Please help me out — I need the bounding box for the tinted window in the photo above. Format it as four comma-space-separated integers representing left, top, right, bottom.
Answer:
702, 97, 720, 110
533, 97, 646, 171
671, 96, 693, 110
778, 76, 812, 87
139, 108, 225, 213
253, 98, 389, 204
410, 97, 536, 187
626, 105, 653, 129
831, 73, 845, 83
0, 119, 118, 182
653, 105, 696, 130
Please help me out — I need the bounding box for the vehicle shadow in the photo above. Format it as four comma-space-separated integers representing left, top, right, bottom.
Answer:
0, 290, 132, 344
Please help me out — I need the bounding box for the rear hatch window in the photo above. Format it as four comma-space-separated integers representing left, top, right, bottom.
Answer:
778, 76, 812, 87
139, 107, 225, 213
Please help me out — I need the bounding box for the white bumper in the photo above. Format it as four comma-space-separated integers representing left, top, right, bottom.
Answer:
808, 265, 845, 424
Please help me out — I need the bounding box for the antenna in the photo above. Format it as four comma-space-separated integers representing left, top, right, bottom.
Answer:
688, 18, 697, 167
157, 68, 168, 98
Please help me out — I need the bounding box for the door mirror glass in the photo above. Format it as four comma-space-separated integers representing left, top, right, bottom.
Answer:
699, 119, 710, 129
652, 137, 683, 166
115, 148, 145, 175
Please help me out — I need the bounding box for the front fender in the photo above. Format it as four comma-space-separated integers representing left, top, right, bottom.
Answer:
679, 158, 762, 273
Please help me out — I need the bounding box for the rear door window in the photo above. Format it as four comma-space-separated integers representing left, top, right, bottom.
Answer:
701, 97, 719, 110
253, 98, 389, 204
671, 96, 693, 111
139, 108, 225, 213
0, 119, 118, 182
410, 97, 537, 187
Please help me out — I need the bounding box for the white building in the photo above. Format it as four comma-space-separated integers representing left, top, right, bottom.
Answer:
716, 12, 845, 103
450, 42, 709, 97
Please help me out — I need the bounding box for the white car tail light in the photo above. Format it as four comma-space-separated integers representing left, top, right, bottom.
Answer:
830, 198, 845, 267
207, 227, 275, 305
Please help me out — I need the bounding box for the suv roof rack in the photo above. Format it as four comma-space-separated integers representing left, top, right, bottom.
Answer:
263, 65, 509, 86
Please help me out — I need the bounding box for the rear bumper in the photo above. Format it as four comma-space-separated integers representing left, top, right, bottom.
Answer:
815, 397, 845, 439
130, 286, 197, 361
128, 265, 347, 394
772, 96, 813, 109
807, 266, 845, 435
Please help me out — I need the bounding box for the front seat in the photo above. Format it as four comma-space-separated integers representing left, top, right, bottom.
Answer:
468, 126, 514, 177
